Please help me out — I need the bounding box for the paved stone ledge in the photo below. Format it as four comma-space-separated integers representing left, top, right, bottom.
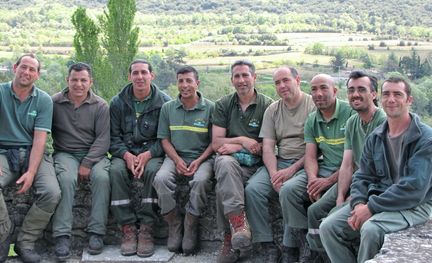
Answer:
367, 219, 432, 263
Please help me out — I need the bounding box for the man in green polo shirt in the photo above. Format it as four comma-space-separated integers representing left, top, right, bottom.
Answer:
0, 54, 61, 263
212, 60, 273, 263
153, 66, 214, 255
50, 62, 111, 260
280, 74, 354, 262
317, 71, 386, 261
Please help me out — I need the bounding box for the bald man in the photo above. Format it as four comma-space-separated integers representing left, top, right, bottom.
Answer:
279, 74, 354, 262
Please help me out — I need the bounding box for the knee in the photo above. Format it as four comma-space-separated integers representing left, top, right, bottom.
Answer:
307, 203, 319, 219
279, 182, 294, 203
109, 159, 128, 182
190, 176, 211, 191
360, 221, 383, 242
42, 182, 62, 208
320, 217, 335, 237
57, 172, 77, 188
93, 171, 110, 186
215, 155, 237, 171
153, 171, 173, 189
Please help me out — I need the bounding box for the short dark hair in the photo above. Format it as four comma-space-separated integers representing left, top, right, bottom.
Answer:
231, 59, 255, 77
68, 62, 92, 78
382, 76, 411, 97
286, 67, 299, 78
176, 66, 199, 81
128, 59, 152, 74
15, 53, 41, 72
347, 70, 379, 106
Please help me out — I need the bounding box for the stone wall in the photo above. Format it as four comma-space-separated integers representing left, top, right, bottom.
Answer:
4, 176, 283, 254
367, 219, 432, 263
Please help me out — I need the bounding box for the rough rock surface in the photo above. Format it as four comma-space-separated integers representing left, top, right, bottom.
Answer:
4, 174, 283, 256
367, 219, 432, 263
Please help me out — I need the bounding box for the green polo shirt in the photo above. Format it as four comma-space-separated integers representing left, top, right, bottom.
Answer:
212, 90, 273, 141
157, 92, 214, 162
0, 82, 53, 147
304, 99, 354, 170
134, 89, 153, 118
345, 108, 386, 168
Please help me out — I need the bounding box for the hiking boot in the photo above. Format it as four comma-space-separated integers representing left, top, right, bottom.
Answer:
227, 210, 251, 250
54, 235, 71, 261
88, 234, 104, 255
182, 212, 198, 255
0, 221, 13, 262
120, 224, 137, 256
14, 244, 41, 263
137, 224, 154, 257
281, 246, 300, 263
163, 208, 183, 252
217, 232, 239, 263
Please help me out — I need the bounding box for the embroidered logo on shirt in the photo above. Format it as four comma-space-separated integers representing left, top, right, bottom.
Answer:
193, 119, 206, 127
248, 119, 260, 128
28, 110, 37, 117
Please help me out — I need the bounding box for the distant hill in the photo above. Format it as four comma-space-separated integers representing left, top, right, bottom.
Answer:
2, 0, 432, 28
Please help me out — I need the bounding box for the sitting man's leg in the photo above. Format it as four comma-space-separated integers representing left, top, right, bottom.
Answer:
245, 165, 280, 261
183, 157, 214, 255
87, 157, 111, 255
135, 157, 163, 257
52, 152, 80, 260
16, 154, 61, 263
154, 157, 183, 253
279, 170, 311, 262
110, 157, 138, 256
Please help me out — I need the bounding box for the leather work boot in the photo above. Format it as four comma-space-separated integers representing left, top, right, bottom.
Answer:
54, 235, 71, 261
120, 224, 137, 256
227, 210, 251, 250
182, 212, 198, 255
163, 208, 183, 252
137, 224, 154, 257
217, 232, 239, 263
88, 234, 104, 255
14, 245, 41, 263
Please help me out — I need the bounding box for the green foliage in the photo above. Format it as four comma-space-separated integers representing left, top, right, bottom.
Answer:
71, 0, 140, 100
305, 43, 326, 55
330, 51, 346, 72
382, 52, 400, 73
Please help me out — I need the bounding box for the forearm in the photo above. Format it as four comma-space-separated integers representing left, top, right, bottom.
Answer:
305, 157, 319, 181
212, 136, 243, 151
286, 157, 304, 174
327, 170, 339, 185
196, 144, 214, 163
337, 168, 352, 199
161, 139, 182, 164
263, 152, 278, 176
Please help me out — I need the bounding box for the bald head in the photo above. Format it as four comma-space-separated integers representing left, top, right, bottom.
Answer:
310, 74, 335, 87
310, 73, 337, 112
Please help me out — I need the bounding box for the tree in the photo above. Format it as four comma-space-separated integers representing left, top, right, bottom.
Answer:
382, 52, 400, 73
330, 51, 346, 72
71, 0, 140, 100
361, 54, 373, 69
